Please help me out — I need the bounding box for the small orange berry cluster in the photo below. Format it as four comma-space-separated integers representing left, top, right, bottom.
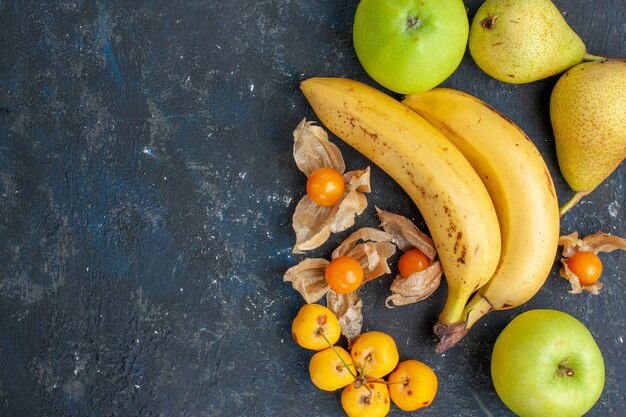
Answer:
292, 303, 438, 417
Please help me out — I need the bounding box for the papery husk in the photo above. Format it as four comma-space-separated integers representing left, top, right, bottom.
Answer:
292, 197, 336, 254
559, 231, 626, 257
386, 261, 443, 307
292, 170, 370, 253
328, 168, 370, 233
326, 290, 363, 347
293, 119, 345, 176
375, 208, 442, 306
558, 231, 626, 294
283, 227, 396, 314
346, 168, 371, 193
291, 119, 371, 254
376, 207, 437, 260
326, 228, 395, 343
332, 227, 394, 257
283, 258, 329, 303
331, 227, 396, 282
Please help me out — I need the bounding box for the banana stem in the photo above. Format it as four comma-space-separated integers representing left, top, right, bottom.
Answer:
433, 294, 495, 353
559, 191, 589, 217
462, 294, 493, 330
433, 321, 468, 354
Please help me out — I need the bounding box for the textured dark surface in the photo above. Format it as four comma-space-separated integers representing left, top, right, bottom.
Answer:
0, 0, 624, 416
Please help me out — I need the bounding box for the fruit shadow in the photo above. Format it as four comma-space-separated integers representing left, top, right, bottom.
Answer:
460, 312, 513, 412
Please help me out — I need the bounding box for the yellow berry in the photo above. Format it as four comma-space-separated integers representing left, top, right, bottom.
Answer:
341, 382, 390, 417
292, 303, 340, 350
388, 360, 438, 411
309, 346, 356, 391
350, 331, 399, 378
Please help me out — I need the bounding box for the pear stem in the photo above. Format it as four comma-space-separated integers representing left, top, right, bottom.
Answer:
559, 191, 589, 217
582, 53, 626, 63
583, 52, 607, 62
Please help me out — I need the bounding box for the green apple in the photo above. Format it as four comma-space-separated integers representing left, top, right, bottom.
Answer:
491, 309, 605, 417
352, 0, 469, 94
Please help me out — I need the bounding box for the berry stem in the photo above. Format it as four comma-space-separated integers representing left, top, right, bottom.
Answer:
364, 377, 388, 385
319, 329, 358, 380
384, 380, 406, 386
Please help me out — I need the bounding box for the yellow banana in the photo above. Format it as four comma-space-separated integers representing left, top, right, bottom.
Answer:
300, 78, 501, 328
403, 88, 560, 352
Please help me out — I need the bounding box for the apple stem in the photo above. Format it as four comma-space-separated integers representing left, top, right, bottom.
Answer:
558, 362, 575, 377
319, 328, 359, 380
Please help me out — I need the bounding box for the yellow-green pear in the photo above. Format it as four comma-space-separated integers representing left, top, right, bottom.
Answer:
469, 0, 593, 83
551, 60, 626, 215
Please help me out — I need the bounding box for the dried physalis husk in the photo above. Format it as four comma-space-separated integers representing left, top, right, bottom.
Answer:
559, 231, 626, 295
385, 262, 444, 307
376, 207, 436, 259
283, 227, 396, 342
327, 227, 395, 343
326, 290, 363, 347
293, 118, 345, 176
283, 258, 330, 304
376, 207, 443, 307
331, 227, 396, 282
291, 119, 371, 254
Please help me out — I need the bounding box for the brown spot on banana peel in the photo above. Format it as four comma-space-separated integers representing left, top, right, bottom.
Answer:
358, 125, 378, 140
457, 245, 467, 264
453, 232, 467, 264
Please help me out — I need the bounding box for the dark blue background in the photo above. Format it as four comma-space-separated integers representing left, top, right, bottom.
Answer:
0, 0, 624, 416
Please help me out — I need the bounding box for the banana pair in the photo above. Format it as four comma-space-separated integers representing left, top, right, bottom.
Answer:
300, 78, 560, 353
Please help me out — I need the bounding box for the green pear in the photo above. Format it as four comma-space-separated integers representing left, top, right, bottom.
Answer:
551, 60, 626, 215
469, 0, 591, 83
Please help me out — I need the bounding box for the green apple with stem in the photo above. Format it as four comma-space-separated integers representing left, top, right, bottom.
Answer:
352, 0, 469, 94
491, 310, 605, 417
